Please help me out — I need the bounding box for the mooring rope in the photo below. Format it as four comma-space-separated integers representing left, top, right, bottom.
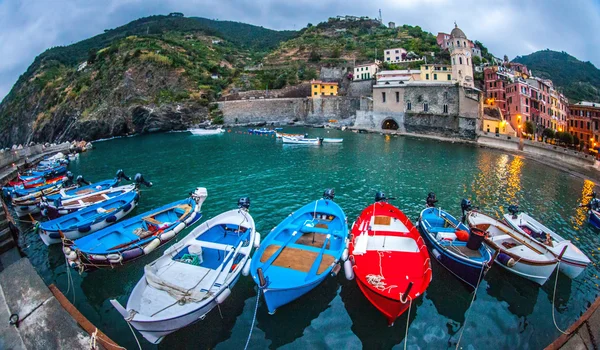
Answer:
455, 264, 486, 349
244, 288, 261, 350
551, 261, 570, 335
403, 296, 413, 350
126, 320, 142, 350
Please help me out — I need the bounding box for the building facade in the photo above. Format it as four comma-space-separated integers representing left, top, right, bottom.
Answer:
354, 62, 380, 81
384, 48, 408, 63
420, 64, 452, 82
568, 102, 600, 148
311, 80, 339, 97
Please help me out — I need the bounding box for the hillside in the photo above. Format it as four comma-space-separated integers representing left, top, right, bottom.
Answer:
0, 15, 297, 146
513, 50, 600, 103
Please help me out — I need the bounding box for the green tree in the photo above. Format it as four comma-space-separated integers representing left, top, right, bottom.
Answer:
472, 56, 481, 66
524, 121, 535, 135
309, 50, 321, 62
87, 48, 98, 64
542, 128, 555, 140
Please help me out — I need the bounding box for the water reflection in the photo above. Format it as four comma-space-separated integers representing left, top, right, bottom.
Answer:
256, 276, 339, 349
339, 278, 421, 348
541, 273, 572, 312
425, 259, 474, 324
573, 179, 596, 227
484, 267, 539, 317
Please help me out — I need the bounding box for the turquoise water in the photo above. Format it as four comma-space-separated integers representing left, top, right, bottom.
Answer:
16, 128, 600, 349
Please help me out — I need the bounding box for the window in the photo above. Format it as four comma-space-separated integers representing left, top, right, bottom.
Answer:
386, 51, 390, 54
386, 57, 390, 61
396, 92, 400, 103
407, 101, 412, 110
382, 92, 386, 103
443, 91, 448, 99
426, 73, 430, 80
314, 92, 317, 95
330, 93, 334, 96
424, 102, 429, 112
395, 50, 399, 53
443, 104, 448, 114
434, 74, 437, 80
443, 67, 447, 71
467, 58, 469, 65
321, 92, 324, 95
447, 74, 451, 80
459, 57, 463, 65
321, 86, 325, 89
330, 85, 334, 89
314, 85, 317, 88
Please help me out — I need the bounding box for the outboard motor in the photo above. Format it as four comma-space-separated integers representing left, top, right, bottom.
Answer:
76, 175, 91, 186
238, 197, 251, 211
115, 169, 131, 182
62, 171, 75, 186
134, 173, 153, 187
53, 197, 62, 208
375, 191, 396, 202
426, 192, 438, 208
460, 198, 472, 223
507, 204, 519, 218
323, 188, 335, 200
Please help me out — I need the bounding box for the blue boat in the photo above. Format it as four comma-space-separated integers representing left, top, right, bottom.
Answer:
250, 189, 348, 314
20, 164, 67, 181
44, 169, 131, 202
418, 201, 493, 290
583, 192, 600, 229
248, 128, 276, 135
38, 190, 139, 246
64, 188, 207, 271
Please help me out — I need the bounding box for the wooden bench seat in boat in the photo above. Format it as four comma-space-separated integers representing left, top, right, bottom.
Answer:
260, 244, 334, 274
447, 244, 483, 258
363, 215, 410, 233
75, 188, 95, 195
295, 232, 331, 249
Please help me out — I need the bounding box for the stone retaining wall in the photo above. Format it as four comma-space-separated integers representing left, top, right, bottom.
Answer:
0, 143, 69, 170
218, 97, 360, 125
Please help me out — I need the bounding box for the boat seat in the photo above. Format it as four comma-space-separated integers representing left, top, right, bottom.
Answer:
260, 244, 334, 274
295, 232, 330, 249
300, 222, 329, 234
190, 240, 234, 252
366, 235, 419, 253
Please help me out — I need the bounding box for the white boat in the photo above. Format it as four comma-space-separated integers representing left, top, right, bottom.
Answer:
111, 198, 257, 344
503, 212, 590, 279
189, 128, 225, 135
323, 138, 343, 143
466, 211, 559, 285
275, 132, 305, 139
67, 153, 79, 161
282, 136, 322, 145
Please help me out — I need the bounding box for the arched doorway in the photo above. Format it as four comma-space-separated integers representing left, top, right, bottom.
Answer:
382, 118, 399, 130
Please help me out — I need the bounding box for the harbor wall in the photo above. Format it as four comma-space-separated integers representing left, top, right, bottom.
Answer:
218, 97, 360, 125
0, 143, 70, 170
477, 133, 597, 168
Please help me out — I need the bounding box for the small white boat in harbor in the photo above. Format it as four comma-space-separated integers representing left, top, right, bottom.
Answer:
275, 132, 306, 139
466, 210, 559, 285
189, 128, 225, 135
111, 197, 257, 344
282, 136, 322, 145
323, 138, 343, 143
503, 209, 590, 279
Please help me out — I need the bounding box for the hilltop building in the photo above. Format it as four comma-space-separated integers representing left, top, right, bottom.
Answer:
384, 48, 408, 63
311, 80, 339, 97
375, 70, 421, 85
420, 64, 452, 82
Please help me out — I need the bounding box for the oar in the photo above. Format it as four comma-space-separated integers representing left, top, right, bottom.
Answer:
305, 235, 330, 281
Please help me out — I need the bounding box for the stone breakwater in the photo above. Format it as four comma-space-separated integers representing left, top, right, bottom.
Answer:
218, 97, 360, 126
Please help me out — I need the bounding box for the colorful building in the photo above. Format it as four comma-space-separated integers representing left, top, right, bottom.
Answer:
384, 48, 408, 63
375, 70, 421, 85
354, 62, 380, 81
420, 64, 452, 82
449, 24, 474, 88
568, 102, 600, 148
310, 80, 338, 97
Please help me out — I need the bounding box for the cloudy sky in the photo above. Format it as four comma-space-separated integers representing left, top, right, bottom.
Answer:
1, 0, 599, 102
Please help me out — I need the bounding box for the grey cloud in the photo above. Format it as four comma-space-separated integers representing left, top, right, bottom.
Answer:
1, 0, 599, 102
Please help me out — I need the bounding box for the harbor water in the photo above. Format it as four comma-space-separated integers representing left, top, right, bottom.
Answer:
16, 127, 600, 349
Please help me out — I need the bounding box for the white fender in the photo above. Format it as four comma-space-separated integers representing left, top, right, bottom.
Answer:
431, 248, 441, 260
216, 288, 231, 304
184, 214, 195, 225
253, 234, 261, 248
107, 253, 120, 261
143, 238, 161, 255
67, 251, 77, 261
242, 258, 252, 276
58, 209, 69, 215
108, 255, 123, 264
344, 259, 354, 280
173, 222, 186, 234
63, 246, 72, 255
342, 248, 349, 261
90, 254, 107, 261
160, 230, 176, 242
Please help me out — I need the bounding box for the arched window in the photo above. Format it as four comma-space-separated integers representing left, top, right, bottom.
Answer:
467, 58, 469, 65
459, 57, 463, 65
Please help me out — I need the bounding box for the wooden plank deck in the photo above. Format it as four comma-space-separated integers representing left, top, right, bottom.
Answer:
260, 244, 334, 274
295, 233, 330, 249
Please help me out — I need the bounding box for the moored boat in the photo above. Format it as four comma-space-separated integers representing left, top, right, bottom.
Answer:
466, 210, 560, 285
322, 138, 343, 143
275, 132, 306, 139
418, 195, 493, 289
64, 188, 207, 271
38, 190, 139, 246
282, 136, 322, 145
348, 192, 432, 325
189, 128, 225, 135
250, 189, 347, 314
248, 128, 276, 135
111, 195, 256, 344
503, 206, 590, 279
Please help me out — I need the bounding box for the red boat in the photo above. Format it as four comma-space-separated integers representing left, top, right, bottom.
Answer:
347, 193, 432, 325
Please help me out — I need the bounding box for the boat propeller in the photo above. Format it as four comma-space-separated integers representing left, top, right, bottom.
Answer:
238, 197, 251, 211
426, 192, 437, 207
323, 188, 335, 200
134, 173, 152, 187
115, 169, 131, 181
76, 175, 90, 186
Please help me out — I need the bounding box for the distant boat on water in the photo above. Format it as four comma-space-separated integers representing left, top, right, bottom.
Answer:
189, 128, 225, 135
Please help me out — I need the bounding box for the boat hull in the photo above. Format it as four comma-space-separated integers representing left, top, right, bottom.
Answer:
355, 276, 409, 325
262, 277, 324, 314
590, 210, 600, 229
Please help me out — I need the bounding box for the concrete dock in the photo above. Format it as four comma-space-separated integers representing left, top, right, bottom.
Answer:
546, 296, 600, 349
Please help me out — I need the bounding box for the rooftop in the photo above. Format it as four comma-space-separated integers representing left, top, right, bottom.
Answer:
574, 101, 600, 108
311, 80, 338, 85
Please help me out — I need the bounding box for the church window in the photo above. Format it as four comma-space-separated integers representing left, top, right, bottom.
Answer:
459, 57, 463, 64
